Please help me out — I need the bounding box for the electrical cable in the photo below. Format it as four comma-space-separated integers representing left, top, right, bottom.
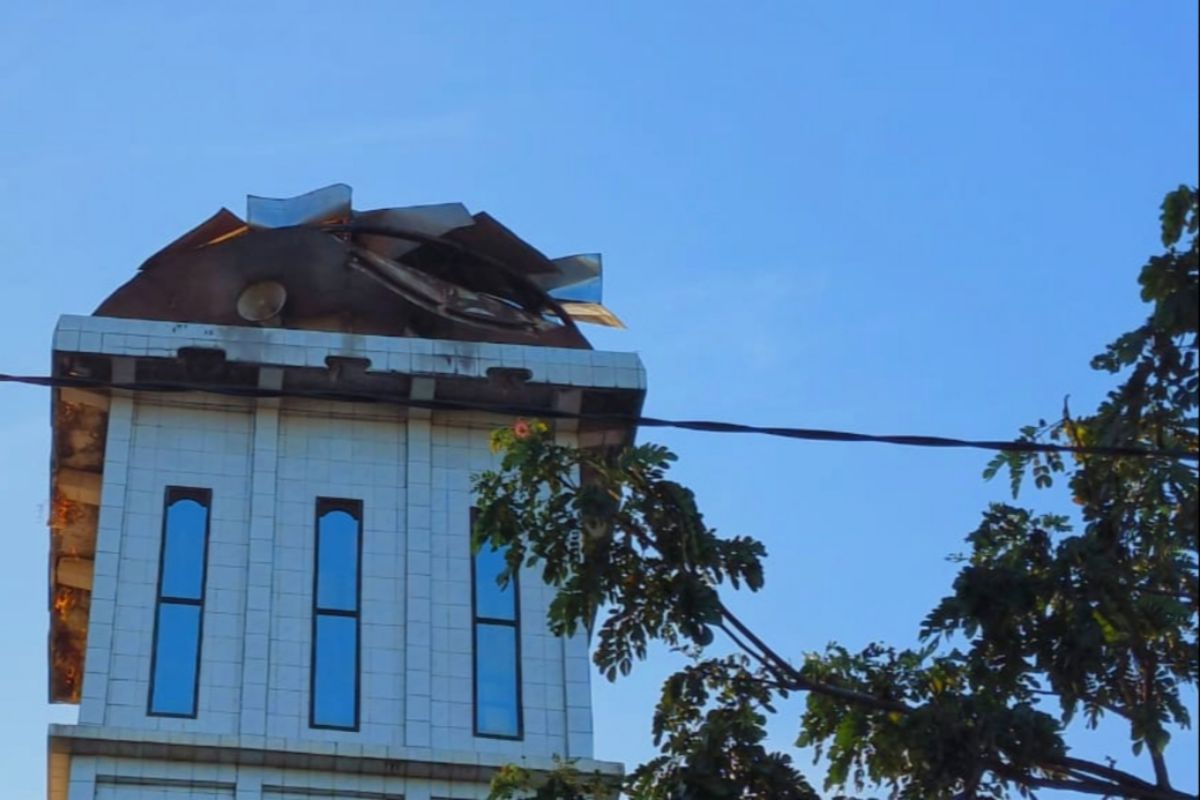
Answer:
1, 371, 1196, 462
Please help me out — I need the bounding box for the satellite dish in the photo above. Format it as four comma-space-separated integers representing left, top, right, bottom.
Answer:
236, 280, 287, 323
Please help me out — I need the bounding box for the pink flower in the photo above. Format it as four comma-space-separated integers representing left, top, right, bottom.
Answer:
513, 419, 532, 440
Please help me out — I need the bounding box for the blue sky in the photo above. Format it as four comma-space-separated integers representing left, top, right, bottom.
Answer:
1, 3, 1196, 797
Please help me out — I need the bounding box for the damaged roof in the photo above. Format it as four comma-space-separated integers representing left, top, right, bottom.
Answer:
96, 184, 622, 348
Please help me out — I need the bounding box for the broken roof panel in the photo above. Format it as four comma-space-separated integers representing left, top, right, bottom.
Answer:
138, 208, 246, 271
540, 253, 603, 304
352, 203, 475, 261
246, 183, 352, 228
96, 184, 624, 348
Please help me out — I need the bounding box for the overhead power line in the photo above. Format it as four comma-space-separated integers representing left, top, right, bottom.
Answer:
1, 372, 1196, 462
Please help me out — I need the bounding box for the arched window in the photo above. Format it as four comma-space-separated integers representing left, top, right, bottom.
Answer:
148, 487, 211, 717
471, 508, 522, 739
311, 499, 362, 730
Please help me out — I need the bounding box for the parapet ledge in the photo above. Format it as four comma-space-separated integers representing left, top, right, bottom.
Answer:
48, 724, 624, 783
54, 315, 646, 391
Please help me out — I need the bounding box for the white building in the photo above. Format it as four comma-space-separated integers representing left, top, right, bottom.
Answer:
45, 187, 643, 800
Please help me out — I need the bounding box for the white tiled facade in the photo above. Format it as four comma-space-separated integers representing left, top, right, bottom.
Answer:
50, 316, 638, 800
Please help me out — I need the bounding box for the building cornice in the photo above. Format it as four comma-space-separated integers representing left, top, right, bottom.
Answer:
49, 724, 624, 784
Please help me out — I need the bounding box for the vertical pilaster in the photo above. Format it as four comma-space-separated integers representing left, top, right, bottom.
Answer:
78, 359, 135, 726
240, 368, 281, 739
554, 415, 595, 757
405, 378, 435, 748
563, 630, 595, 757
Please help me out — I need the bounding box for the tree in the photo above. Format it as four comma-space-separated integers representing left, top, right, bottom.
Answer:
472, 186, 1199, 800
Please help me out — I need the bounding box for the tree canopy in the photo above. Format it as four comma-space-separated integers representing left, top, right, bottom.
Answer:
473, 186, 1199, 800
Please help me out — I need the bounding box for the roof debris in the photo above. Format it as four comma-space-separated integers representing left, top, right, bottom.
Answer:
96, 184, 623, 348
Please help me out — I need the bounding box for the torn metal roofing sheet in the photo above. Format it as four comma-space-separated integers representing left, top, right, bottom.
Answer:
246, 183, 351, 228
96, 184, 624, 348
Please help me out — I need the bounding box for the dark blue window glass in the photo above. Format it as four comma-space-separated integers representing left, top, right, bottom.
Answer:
474, 544, 516, 621
317, 510, 359, 611
313, 615, 358, 728
471, 508, 522, 739
161, 499, 207, 599
475, 624, 519, 736
311, 499, 361, 730
150, 604, 201, 714
149, 488, 210, 717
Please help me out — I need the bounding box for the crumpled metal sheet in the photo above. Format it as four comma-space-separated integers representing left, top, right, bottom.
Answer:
247, 183, 352, 228
534, 254, 623, 326
95, 185, 622, 347
439, 212, 561, 276
353, 203, 475, 262
347, 243, 558, 332
561, 302, 625, 329
541, 253, 603, 303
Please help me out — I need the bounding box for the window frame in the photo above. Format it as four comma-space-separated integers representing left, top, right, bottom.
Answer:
147, 485, 212, 718
309, 497, 363, 731
470, 507, 524, 740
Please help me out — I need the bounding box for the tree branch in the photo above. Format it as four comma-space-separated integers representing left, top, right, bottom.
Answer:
1055, 756, 1165, 791
716, 621, 773, 673
1023, 774, 1186, 800
992, 759, 1197, 800
718, 601, 910, 714
719, 600, 1197, 799
1152, 750, 1172, 791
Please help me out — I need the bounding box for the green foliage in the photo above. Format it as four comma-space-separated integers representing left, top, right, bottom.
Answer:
630, 656, 818, 800
475, 430, 766, 683
478, 187, 1198, 800
788, 629, 1075, 799
490, 758, 620, 800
